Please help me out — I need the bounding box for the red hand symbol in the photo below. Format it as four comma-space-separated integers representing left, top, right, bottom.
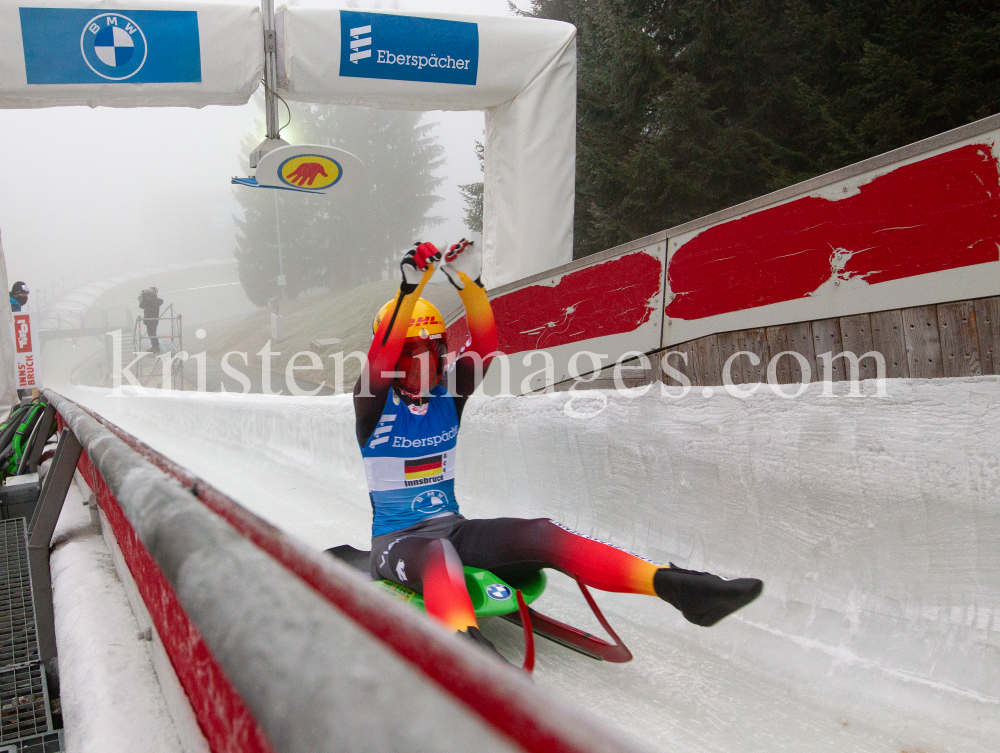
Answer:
286, 162, 329, 186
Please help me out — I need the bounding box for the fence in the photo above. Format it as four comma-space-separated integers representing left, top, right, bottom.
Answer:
447, 112, 1000, 392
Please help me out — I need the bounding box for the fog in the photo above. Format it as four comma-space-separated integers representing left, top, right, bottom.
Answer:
0, 0, 515, 327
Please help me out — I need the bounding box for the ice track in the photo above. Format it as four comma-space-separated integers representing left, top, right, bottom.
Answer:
67, 379, 1000, 753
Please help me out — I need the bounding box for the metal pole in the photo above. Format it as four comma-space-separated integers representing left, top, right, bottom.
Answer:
274, 190, 286, 302
28, 428, 83, 663
20, 402, 54, 475
249, 0, 288, 168
262, 0, 279, 141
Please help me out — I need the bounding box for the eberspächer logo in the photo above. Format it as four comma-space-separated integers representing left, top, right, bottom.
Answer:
339, 10, 478, 86
81, 14, 147, 80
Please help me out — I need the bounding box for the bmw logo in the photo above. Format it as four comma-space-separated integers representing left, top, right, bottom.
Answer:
411, 490, 448, 514
486, 584, 512, 601
81, 14, 147, 81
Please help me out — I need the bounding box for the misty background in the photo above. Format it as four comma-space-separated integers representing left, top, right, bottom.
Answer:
1, 0, 516, 390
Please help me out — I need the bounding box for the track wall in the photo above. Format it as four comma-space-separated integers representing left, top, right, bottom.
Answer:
447, 113, 1000, 392
66, 380, 1000, 712
46, 390, 644, 753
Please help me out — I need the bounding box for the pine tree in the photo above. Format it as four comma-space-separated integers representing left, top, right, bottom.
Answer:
458, 140, 484, 234
234, 102, 445, 306
523, 0, 1000, 258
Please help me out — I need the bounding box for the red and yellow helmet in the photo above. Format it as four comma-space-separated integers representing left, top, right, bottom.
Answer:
373, 298, 447, 341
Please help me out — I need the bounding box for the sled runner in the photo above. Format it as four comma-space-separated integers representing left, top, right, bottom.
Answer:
326, 545, 633, 669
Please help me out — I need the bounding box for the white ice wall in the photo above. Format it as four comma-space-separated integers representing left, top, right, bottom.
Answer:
71, 378, 1000, 704
68, 376, 1000, 750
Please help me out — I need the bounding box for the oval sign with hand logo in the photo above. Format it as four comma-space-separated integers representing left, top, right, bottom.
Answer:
278, 155, 342, 190
250, 145, 363, 195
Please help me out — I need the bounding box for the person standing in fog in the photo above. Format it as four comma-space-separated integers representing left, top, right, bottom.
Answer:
9, 281, 28, 311
138, 287, 163, 353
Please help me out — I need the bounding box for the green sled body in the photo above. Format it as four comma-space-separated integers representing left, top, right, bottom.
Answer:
374, 566, 547, 617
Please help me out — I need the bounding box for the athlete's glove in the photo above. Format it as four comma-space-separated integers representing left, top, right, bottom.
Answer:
400, 242, 441, 292
440, 239, 482, 290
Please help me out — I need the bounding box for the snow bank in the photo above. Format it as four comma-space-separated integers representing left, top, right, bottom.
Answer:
50, 476, 186, 753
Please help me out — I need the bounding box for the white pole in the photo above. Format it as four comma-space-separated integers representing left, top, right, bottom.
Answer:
274, 191, 286, 302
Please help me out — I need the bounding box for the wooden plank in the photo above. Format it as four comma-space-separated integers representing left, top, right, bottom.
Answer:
902, 305, 944, 378
737, 328, 770, 384
688, 335, 722, 386
766, 322, 817, 384
716, 331, 746, 384
870, 310, 909, 379
937, 301, 982, 377
812, 318, 846, 382
974, 297, 1000, 375
661, 344, 693, 387
838, 313, 879, 381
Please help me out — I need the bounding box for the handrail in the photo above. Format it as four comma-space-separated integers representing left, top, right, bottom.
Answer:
44, 389, 644, 753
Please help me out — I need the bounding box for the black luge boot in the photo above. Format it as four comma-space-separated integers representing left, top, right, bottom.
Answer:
654, 564, 763, 627
458, 626, 514, 665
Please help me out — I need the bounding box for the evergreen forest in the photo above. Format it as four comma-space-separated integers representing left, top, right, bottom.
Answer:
522, 0, 1000, 257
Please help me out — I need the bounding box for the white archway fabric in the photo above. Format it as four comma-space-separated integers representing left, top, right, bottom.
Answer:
276, 8, 576, 288
0, 2, 576, 287
0, 0, 262, 108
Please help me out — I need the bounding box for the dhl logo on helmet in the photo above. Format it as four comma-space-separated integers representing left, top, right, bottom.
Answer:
372, 298, 447, 341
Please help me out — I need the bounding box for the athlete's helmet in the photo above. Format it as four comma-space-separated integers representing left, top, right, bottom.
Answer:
372, 298, 447, 342
374, 298, 448, 391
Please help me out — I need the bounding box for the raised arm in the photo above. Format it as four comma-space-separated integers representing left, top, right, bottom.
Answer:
441, 241, 498, 411
354, 243, 440, 445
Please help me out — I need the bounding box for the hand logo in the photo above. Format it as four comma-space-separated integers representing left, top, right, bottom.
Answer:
285, 162, 329, 186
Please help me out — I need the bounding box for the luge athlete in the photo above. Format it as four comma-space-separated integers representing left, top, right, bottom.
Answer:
354, 241, 763, 656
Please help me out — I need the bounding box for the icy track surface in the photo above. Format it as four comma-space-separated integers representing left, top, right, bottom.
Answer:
67, 379, 1000, 753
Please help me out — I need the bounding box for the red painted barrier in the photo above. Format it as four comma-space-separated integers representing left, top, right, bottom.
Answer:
665, 144, 1000, 321
492, 252, 663, 352
462, 116, 1000, 377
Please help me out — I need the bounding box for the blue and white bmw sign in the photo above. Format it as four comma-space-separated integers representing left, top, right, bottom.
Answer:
19, 7, 202, 85
81, 14, 147, 80
486, 584, 512, 601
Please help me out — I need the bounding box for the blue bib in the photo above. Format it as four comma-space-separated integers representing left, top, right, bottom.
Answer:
359, 385, 460, 537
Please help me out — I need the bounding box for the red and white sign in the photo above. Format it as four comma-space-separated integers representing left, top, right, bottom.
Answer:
12, 312, 41, 390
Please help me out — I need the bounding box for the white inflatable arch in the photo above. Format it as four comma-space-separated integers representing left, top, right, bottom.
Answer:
0, 1, 577, 288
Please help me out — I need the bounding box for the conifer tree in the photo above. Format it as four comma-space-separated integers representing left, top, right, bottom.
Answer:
234, 103, 445, 306
524, 0, 1000, 257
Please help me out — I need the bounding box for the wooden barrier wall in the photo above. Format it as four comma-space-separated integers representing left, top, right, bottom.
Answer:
664, 295, 1000, 386
574, 295, 999, 389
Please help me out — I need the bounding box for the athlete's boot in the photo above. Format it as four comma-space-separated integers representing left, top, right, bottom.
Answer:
654, 564, 763, 626
457, 626, 514, 665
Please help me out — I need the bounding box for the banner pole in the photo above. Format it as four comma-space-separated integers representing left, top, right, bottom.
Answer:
249, 0, 288, 168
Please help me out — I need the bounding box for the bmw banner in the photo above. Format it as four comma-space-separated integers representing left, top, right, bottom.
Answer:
21, 8, 201, 84
0, 0, 261, 107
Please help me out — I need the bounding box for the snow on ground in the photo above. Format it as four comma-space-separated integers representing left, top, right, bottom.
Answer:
64, 377, 1000, 753
50, 475, 186, 753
